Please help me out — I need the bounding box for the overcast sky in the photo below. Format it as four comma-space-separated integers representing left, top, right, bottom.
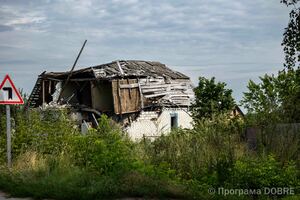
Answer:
0, 0, 291, 104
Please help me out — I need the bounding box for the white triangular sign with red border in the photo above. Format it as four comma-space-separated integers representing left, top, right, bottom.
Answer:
0, 74, 24, 105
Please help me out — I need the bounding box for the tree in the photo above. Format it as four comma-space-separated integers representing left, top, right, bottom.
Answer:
241, 74, 280, 114
241, 1, 300, 122
241, 66, 300, 123
280, 0, 300, 121
281, 0, 300, 69
191, 76, 235, 120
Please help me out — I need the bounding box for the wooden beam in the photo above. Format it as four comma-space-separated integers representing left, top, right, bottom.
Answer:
168, 94, 191, 97
43, 77, 62, 81
141, 84, 168, 89
119, 83, 139, 89
144, 92, 169, 98
141, 83, 186, 89
117, 79, 122, 115
42, 80, 45, 105
138, 79, 144, 109
48, 80, 52, 93
117, 60, 124, 75
69, 78, 97, 82
57, 40, 87, 103
142, 88, 166, 93
127, 79, 132, 99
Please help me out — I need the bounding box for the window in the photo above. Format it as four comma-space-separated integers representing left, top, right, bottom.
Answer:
170, 113, 178, 129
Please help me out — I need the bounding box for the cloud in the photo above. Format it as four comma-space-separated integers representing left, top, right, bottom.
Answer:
0, 24, 13, 32
0, 5, 46, 32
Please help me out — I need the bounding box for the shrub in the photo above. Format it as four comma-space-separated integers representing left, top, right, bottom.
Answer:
229, 155, 299, 189
143, 114, 245, 181
68, 115, 135, 175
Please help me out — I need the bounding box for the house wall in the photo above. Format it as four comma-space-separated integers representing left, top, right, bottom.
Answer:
157, 108, 193, 134
126, 108, 193, 140
60, 82, 79, 104
91, 81, 114, 112
60, 81, 91, 106
112, 79, 141, 114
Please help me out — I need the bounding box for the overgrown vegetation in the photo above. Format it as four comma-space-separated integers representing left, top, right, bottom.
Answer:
0, 109, 188, 199
0, 106, 298, 199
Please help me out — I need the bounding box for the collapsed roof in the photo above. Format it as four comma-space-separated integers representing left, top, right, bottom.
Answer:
41, 60, 189, 80
28, 60, 194, 117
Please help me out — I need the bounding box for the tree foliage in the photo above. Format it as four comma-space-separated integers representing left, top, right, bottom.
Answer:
281, 0, 300, 69
241, 75, 279, 114
191, 76, 235, 120
242, 70, 300, 123
241, 1, 300, 122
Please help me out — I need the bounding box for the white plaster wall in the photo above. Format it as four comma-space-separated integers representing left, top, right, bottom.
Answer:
157, 108, 193, 134
126, 108, 193, 140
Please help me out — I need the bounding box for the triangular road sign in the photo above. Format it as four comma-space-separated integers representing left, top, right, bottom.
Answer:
0, 74, 24, 105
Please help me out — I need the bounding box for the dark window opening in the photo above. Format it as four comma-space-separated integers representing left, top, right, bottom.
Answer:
170, 113, 178, 129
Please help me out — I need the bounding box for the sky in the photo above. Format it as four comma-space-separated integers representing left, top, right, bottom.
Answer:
0, 0, 292, 104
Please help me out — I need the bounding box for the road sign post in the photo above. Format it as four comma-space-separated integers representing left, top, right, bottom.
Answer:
0, 74, 24, 168
6, 105, 11, 168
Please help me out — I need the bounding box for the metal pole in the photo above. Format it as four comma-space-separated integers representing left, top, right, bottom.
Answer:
6, 105, 11, 168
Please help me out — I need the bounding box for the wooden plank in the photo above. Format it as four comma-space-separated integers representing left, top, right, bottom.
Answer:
119, 83, 139, 89
117, 61, 125, 75
112, 79, 141, 114
139, 77, 165, 83
70, 78, 97, 81
141, 84, 168, 89
93, 68, 106, 78
112, 81, 119, 114
48, 80, 51, 93
121, 79, 140, 113
117, 79, 122, 115
43, 77, 62, 81
144, 92, 169, 98
127, 79, 132, 99
141, 83, 186, 89
142, 88, 166, 93
169, 94, 191, 97
42, 80, 45, 105
170, 98, 190, 101
138, 79, 144, 109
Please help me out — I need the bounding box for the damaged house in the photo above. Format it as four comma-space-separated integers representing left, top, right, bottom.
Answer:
28, 60, 194, 140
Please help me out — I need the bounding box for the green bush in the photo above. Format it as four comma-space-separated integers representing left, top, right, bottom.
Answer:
69, 115, 135, 175
228, 155, 299, 194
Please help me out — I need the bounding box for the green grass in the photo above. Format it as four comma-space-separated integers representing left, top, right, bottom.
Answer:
0, 152, 187, 200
